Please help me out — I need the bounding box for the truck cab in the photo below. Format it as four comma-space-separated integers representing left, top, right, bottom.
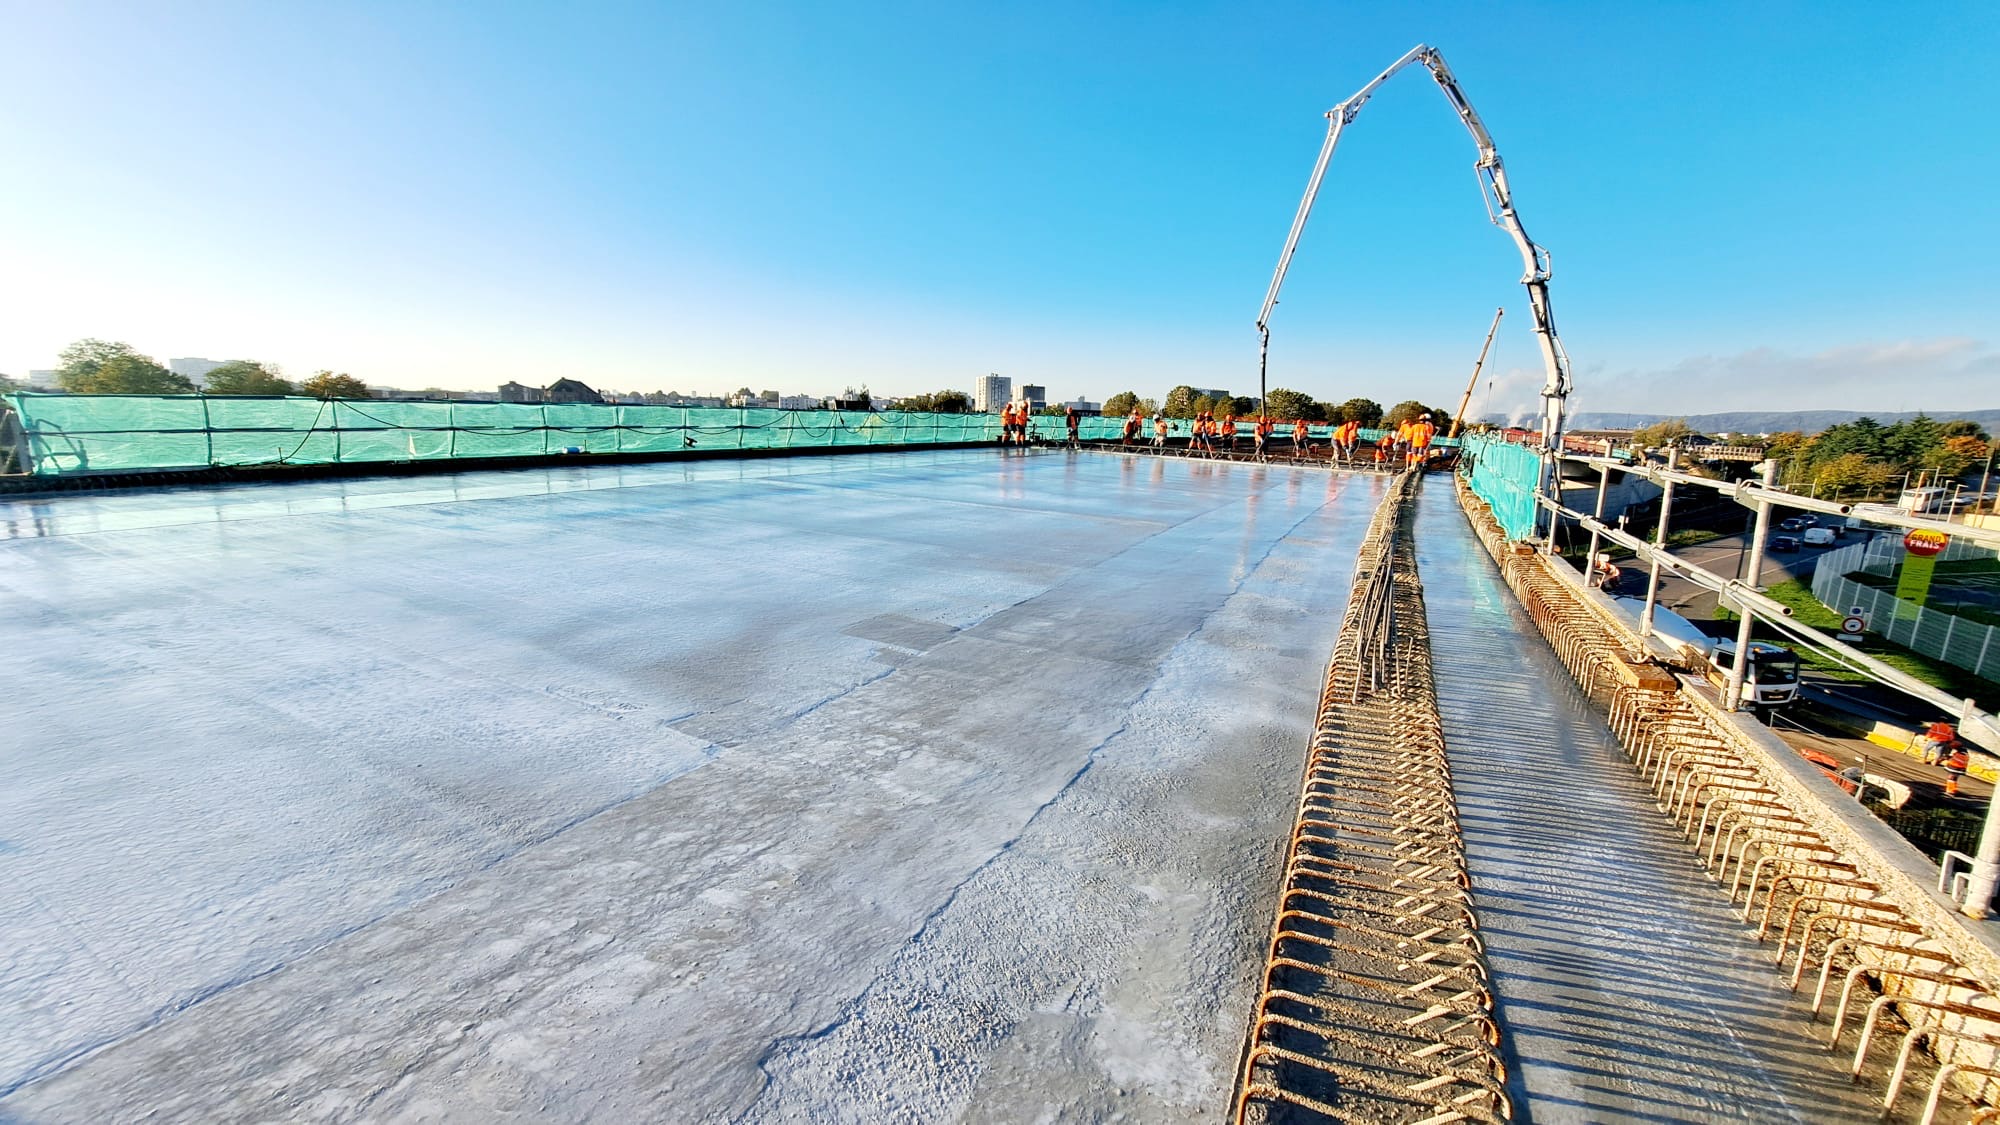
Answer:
1709, 637, 1801, 706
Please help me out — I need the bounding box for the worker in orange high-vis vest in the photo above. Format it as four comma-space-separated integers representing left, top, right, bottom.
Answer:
1292, 417, 1309, 452
1333, 419, 1358, 459
1407, 414, 1436, 466
998, 402, 1014, 445
1220, 413, 1235, 451
1945, 745, 1971, 797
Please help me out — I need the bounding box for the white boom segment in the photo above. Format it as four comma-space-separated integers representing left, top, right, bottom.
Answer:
1257, 44, 1574, 533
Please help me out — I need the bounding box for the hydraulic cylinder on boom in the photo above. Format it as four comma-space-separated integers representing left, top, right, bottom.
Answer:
1255, 44, 1574, 538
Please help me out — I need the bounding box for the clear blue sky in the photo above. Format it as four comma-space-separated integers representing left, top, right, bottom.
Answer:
2, 1, 1994, 418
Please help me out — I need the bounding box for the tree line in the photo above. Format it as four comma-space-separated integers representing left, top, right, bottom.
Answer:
1101, 385, 1453, 427
1632, 413, 1994, 498
39, 339, 370, 399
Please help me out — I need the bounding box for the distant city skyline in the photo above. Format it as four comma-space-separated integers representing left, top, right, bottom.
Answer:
1, 3, 1993, 417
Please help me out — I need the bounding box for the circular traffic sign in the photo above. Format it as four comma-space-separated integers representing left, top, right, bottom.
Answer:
1904, 528, 1948, 557
1841, 615, 1865, 635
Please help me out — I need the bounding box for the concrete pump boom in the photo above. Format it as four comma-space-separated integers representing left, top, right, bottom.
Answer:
1256, 44, 1574, 536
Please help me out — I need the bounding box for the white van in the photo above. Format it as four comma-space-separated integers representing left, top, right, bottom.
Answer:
1802, 527, 1836, 546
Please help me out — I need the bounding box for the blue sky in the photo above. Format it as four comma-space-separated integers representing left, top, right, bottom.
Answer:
2, 1, 1994, 417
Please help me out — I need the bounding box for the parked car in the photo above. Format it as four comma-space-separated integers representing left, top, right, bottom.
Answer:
1770, 535, 1800, 552
1802, 527, 1837, 546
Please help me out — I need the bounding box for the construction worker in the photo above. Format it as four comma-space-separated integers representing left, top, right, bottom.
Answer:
1220, 412, 1235, 451
1124, 408, 1142, 445
998, 401, 1014, 446
1152, 414, 1168, 449
1407, 413, 1437, 467
1254, 416, 1272, 459
1064, 404, 1079, 446
1331, 419, 1352, 460
1945, 745, 1970, 797
1922, 721, 1957, 766
1292, 417, 1310, 453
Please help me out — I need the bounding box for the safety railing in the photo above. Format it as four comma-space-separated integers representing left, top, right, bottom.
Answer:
1456, 472, 2000, 1120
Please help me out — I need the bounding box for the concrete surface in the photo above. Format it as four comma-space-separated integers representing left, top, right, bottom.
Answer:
0, 449, 1380, 1122
1417, 480, 1885, 1123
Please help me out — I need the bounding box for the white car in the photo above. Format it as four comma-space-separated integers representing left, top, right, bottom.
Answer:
1802, 527, 1836, 546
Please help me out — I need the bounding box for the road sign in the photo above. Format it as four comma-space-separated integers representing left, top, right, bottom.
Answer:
1838, 609, 1866, 644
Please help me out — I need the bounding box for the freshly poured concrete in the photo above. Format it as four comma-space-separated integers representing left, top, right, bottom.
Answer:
1, 450, 1377, 1121
1416, 483, 1882, 1121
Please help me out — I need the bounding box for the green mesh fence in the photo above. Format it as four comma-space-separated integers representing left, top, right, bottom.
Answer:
1461, 431, 1543, 540
1, 393, 1458, 478
2, 394, 1034, 477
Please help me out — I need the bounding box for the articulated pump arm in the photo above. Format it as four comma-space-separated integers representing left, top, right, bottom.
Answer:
1257, 45, 1575, 526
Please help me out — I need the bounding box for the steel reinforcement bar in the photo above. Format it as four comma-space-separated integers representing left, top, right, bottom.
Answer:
1235, 471, 1512, 1125
1455, 471, 2000, 1122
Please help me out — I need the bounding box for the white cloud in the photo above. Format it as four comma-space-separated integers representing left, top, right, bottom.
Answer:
1479, 337, 1999, 420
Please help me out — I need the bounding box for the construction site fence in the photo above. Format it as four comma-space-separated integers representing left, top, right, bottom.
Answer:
1811, 539, 2000, 682
0, 393, 1454, 479
1460, 431, 1541, 540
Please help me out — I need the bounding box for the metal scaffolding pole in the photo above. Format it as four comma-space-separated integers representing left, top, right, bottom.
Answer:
1637, 448, 1680, 650
1723, 460, 1778, 709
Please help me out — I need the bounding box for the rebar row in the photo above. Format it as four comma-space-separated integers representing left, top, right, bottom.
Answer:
1454, 473, 2000, 1122
1235, 471, 1511, 1125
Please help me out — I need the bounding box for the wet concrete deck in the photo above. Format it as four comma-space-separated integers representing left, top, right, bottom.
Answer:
1, 450, 1380, 1121
1416, 480, 1882, 1122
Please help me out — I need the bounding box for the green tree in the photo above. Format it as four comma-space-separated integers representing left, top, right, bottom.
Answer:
202, 360, 294, 395
66, 354, 193, 394
299, 370, 371, 399
1227, 395, 1257, 416
931, 389, 971, 413
1941, 419, 1990, 442
1162, 385, 1200, 418
1814, 452, 1894, 498
1264, 387, 1317, 420
1384, 400, 1438, 428
1927, 435, 1989, 477
1190, 394, 1217, 417
1883, 413, 1943, 470
1811, 417, 1886, 465
1103, 391, 1140, 417
56, 339, 194, 394
1332, 397, 1384, 426
1631, 418, 1696, 447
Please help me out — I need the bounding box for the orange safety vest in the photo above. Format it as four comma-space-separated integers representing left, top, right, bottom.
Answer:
1293, 420, 1308, 439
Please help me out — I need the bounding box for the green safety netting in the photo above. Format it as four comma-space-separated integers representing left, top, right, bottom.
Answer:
1461, 431, 1542, 540
0, 393, 1459, 478
0, 394, 1028, 477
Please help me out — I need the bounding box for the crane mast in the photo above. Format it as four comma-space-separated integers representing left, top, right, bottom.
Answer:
1449, 306, 1505, 440
1256, 44, 1574, 541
